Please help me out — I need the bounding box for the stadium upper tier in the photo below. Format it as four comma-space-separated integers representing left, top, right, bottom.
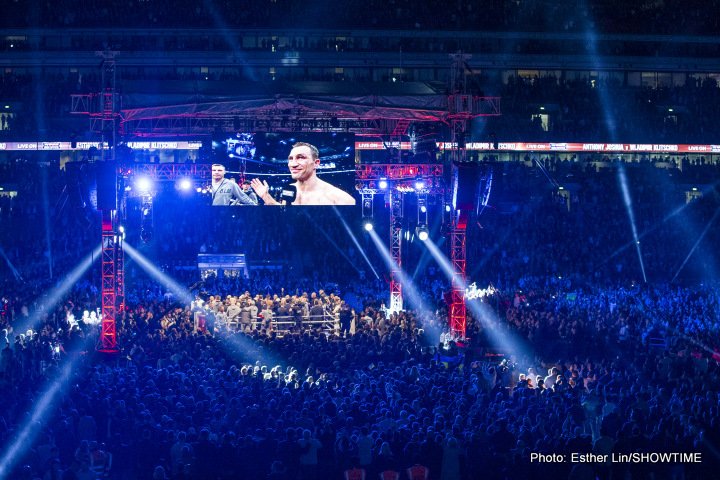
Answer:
2, 0, 719, 35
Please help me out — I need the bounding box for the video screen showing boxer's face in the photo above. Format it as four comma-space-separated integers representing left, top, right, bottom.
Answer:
209, 132, 357, 207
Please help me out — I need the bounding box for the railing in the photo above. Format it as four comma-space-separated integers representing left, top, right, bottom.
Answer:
224, 308, 339, 336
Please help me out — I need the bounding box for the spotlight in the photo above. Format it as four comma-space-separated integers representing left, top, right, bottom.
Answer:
417, 225, 429, 241
363, 219, 374, 232
378, 179, 388, 189
415, 181, 425, 190
178, 178, 192, 191
420, 205, 427, 213
445, 204, 451, 212
136, 177, 152, 193
196, 187, 203, 193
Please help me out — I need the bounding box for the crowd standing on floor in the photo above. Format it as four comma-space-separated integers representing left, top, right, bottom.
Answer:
2, 151, 720, 479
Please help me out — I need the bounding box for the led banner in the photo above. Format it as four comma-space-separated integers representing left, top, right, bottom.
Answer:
477, 143, 720, 153
1, 139, 716, 154
125, 141, 202, 150
354, 141, 720, 153
354, 141, 413, 150
0, 141, 202, 151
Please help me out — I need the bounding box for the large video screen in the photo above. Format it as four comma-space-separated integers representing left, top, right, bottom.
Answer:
210, 132, 357, 207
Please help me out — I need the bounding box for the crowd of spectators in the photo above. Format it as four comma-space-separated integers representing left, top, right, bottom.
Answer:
2, 2, 720, 473
2, 0, 720, 147
1, 150, 720, 479
464, 160, 720, 287
2, 263, 720, 479
484, 74, 720, 143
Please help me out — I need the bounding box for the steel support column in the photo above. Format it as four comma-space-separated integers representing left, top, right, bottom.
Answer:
389, 190, 403, 312
449, 217, 467, 337
100, 211, 118, 352
447, 64, 471, 336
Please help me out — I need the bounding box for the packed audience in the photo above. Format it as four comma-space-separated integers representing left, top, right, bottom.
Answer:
484, 74, 720, 143
3, 0, 720, 146
2, 266, 720, 479
1, 156, 720, 479
2, 0, 719, 35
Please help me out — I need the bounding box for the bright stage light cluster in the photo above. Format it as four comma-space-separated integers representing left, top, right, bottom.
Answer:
416, 225, 429, 241
135, 176, 153, 193
177, 178, 193, 191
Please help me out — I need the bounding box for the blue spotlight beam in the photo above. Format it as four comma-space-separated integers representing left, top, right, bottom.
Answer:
300, 211, 363, 277
332, 208, 380, 280
424, 239, 465, 287
617, 165, 647, 283
671, 206, 720, 283
123, 243, 195, 305
423, 238, 525, 357
0, 335, 94, 477
599, 181, 720, 269
222, 333, 285, 371
41, 166, 54, 279
0, 360, 76, 476
583, 0, 650, 282
580, 3, 619, 142
602, 182, 719, 268
367, 229, 431, 315
0, 245, 23, 282
16, 245, 102, 336
604, 199, 693, 263
411, 245, 433, 281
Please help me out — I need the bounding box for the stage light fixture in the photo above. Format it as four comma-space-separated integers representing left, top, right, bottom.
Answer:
415, 181, 425, 190
178, 178, 192, 191
378, 179, 388, 189
417, 225, 429, 241
417, 193, 428, 235
363, 219, 374, 231
136, 177, 152, 193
